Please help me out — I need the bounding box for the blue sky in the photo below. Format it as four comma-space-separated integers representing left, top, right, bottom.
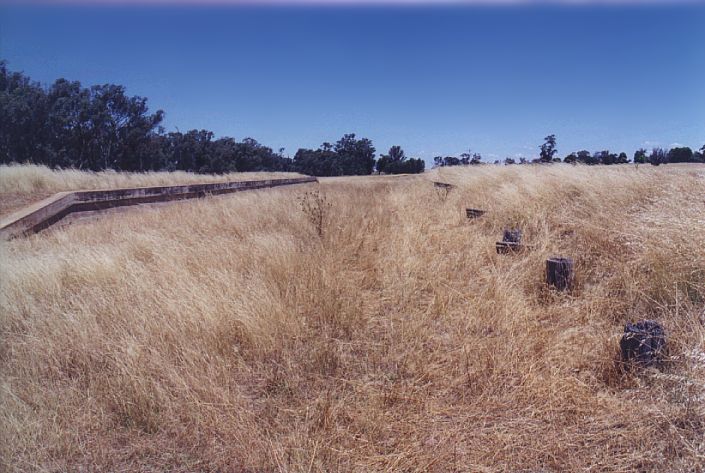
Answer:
1, 2, 703, 163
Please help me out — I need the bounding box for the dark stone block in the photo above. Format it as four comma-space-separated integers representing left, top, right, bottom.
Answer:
496, 241, 522, 254
546, 257, 574, 291
466, 208, 486, 219
502, 229, 522, 243
620, 320, 666, 367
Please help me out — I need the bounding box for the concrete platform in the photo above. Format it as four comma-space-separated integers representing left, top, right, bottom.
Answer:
0, 176, 317, 240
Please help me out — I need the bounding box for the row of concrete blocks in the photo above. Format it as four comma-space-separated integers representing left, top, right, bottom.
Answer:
465, 205, 666, 368
0, 176, 319, 240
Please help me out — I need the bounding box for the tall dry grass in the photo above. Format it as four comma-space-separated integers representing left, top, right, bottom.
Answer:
0, 163, 302, 194
1, 164, 704, 471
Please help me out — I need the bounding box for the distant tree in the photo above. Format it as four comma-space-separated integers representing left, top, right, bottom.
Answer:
596, 151, 612, 165
376, 145, 404, 173
93, 84, 165, 171
576, 150, 595, 165
596, 150, 625, 165
667, 146, 693, 163
165, 129, 212, 172
460, 150, 482, 165
649, 147, 667, 166
388, 145, 405, 161
47, 80, 164, 171
634, 148, 647, 164
0, 61, 52, 165
334, 133, 376, 175
539, 134, 557, 163
433, 155, 466, 167
695, 145, 705, 163
0, 61, 296, 174
504, 157, 516, 165
293, 134, 377, 176
294, 145, 341, 176
404, 158, 425, 173
134, 129, 170, 171
203, 137, 236, 173
240, 138, 292, 172
563, 150, 626, 165
376, 145, 424, 174
0, 61, 164, 171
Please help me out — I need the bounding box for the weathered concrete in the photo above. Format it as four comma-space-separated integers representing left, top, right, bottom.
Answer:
496, 228, 525, 254
546, 257, 575, 291
620, 320, 667, 367
466, 208, 486, 219
0, 176, 317, 240
496, 241, 523, 254
433, 181, 455, 190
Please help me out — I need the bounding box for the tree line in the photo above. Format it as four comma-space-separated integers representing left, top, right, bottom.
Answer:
2, 62, 702, 175
436, 135, 704, 167
0, 61, 424, 176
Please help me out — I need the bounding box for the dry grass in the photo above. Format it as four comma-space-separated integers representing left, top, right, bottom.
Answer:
1, 163, 704, 472
0, 164, 303, 193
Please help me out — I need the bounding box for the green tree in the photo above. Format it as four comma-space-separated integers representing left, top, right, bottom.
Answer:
576, 150, 594, 164
695, 145, 705, 163
377, 145, 424, 174
460, 150, 482, 165
334, 133, 376, 175
0, 62, 164, 171
667, 146, 693, 163
634, 148, 647, 164
0, 61, 52, 165
539, 134, 557, 163
376, 145, 404, 173
649, 148, 667, 166
293, 147, 339, 176
0, 61, 302, 173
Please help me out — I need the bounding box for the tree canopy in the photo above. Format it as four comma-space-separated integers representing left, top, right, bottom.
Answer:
376, 146, 425, 174
0, 63, 165, 171
539, 135, 558, 163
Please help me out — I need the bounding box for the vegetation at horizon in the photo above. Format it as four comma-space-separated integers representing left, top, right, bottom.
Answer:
2, 61, 702, 178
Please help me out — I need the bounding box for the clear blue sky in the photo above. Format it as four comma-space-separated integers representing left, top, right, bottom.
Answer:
1, 2, 703, 163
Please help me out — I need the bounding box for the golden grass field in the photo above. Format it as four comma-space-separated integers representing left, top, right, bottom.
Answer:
1, 163, 704, 472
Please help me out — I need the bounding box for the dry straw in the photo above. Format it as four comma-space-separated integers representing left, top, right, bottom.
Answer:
1, 163, 704, 471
